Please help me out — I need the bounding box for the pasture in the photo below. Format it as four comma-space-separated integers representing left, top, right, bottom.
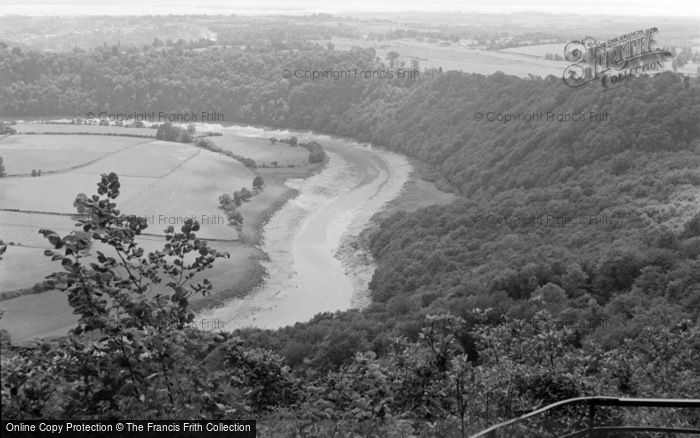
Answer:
212, 131, 309, 168
316, 37, 567, 77
1, 134, 254, 287
0, 134, 151, 175
14, 122, 157, 137
499, 43, 565, 58
0, 128, 316, 342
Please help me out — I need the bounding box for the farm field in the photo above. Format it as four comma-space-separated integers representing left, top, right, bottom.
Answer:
0, 243, 57, 292
0, 212, 77, 292
0, 128, 320, 342
0, 290, 76, 341
498, 43, 565, 58
0, 215, 261, 342
0, 140, 211, 213
14, 122, 157, 137
212, 131, 309, 167
316, 37, 568, 77
0, 134, 152, 175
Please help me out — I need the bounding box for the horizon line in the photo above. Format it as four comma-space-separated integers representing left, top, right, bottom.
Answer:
1, 9, 699, 19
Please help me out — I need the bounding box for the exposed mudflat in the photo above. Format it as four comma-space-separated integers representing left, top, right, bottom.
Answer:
200, 128, 411, 330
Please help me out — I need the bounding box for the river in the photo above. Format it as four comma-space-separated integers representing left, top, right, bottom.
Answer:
199, 127, 411, 330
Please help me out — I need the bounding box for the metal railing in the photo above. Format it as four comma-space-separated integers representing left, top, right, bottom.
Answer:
469, 397, 700, 437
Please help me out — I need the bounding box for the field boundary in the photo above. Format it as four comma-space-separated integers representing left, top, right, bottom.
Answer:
2, 136, 155, 177
19, 131, 156, 139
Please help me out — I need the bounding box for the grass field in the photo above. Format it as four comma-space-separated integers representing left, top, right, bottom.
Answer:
0, 134, 152, 175
0, 133, 256, 277
14, 122, 157, 137
0, 243, 58, 292
212, 131, 309, 167
0, 140, 208, 213
0, 211, 77, 293
0, 126, 322, 342
0, 290, 77, 341
499, 43, 565, 58
316, 37, 568, 77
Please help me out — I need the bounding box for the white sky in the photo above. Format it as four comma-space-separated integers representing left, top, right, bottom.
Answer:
0, 0, 698, 17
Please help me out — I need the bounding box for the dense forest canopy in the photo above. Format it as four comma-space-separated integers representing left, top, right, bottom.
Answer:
1, 39, 699, 435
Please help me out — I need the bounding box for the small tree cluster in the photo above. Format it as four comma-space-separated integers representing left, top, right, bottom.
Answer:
156, 122, 192, 143
0, 121, 16, 135
218, 186, 256, 231
300, 141, 327, 164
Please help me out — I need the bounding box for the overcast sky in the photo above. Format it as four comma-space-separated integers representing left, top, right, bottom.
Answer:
0, 0, 698, 17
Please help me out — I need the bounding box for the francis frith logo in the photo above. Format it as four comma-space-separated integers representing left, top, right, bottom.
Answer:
563, 27, 673, 89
